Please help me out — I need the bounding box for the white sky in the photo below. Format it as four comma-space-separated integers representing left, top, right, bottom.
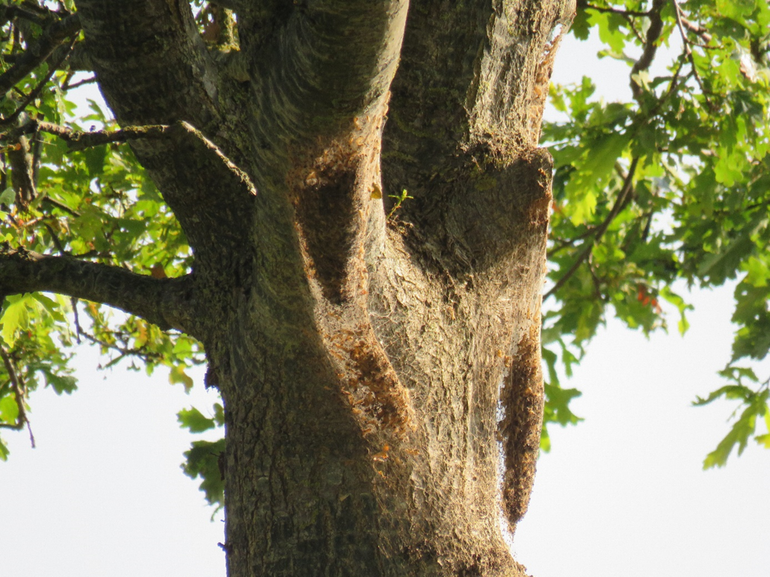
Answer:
0, 28, 768, 577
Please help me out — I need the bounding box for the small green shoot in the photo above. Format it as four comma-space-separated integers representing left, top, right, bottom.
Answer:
387, 188, 413, 220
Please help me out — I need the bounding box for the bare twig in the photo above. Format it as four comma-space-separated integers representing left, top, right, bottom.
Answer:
63, 75, 97, 90
28, 121, 172, 150
547, 226, 599, 258
679, 15, 712, 44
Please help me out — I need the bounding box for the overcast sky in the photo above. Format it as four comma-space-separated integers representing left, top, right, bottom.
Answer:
0, 28, 768, 577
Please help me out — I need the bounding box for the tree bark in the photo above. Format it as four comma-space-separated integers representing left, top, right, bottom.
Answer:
1, 0, 575, 574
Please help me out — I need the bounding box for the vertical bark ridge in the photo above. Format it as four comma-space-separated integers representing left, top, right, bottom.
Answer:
290, 112, 414, 442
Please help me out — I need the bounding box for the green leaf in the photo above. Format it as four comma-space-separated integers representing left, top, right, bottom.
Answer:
660, 287, 693, 335
44, 371, 77, 395
697, 213, 768, 282
544, 382, 583, 427
169, 364, 194, 391
701, 386, 769, 467
177, 407, 217, 433
0, 187, 15, 205
182, 438, 226, 509
564, 132, 631, 225
0, 394, 19, 424
717, 0, 756, 20
0, 295, 31, 347
703, 407, 757, 468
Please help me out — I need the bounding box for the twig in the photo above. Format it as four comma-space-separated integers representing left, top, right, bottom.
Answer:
0, 345, 35, 447
41, 196, 81, 217
30, 121, 172, 151
544, 157, 640, 301
580, 1, 650, 17
63, 75, 97, 90
0, 37, 76, 128
71, 297, 82, 344
0, 13, 80, 96
671, 0, 711, 102
547, 226, 599, 258
679, 15, 712, 44
630, 0, 666, 102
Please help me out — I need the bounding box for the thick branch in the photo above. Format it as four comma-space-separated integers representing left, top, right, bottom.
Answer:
382, 0, 572, 272
0, 248, 196, 335
382, 1, 572, 198
131, 121, 257, 252
242, 0, 408, 148
72, 1, 261, 252
74, 0, 221, 132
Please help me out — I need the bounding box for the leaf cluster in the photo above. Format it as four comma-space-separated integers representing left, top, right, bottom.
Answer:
545, 0, 770, 466
0, 2, 203, 458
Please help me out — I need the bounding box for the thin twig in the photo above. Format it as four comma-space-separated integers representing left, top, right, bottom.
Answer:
63, 75, 97, 90
544, 157, 640, 301
71, 297, 82, 344
0, 345, 35, 447
0, 13, 80, 96
41, 196, 81, 217
0, 37, 76, 128
671, 0, 711, 102
547, 226, 599, 258
630, 0, 666, 102
580, 1, 650, 17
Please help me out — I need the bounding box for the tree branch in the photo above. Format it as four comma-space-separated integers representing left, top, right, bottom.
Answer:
0, 247, 197, 335
579, 0, 650, 17
0, 13, 80, 96
7, 118, 257, 252
0, 346, 32, 442
241, 0, 408, 146
209, 0, 247, 11
544, 156, 640, 301
0, 37, 75, 128
383, 0, 572, 218
629, 0, 667, 102
73, 1, 260, 252
672, 0, 711, 100
74, 0, 220, 131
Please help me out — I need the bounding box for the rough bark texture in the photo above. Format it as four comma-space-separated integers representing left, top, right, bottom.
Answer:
0, 1, 575, 575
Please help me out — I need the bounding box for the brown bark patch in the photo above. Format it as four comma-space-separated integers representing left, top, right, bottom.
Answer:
498, 319, 544, 528
293, 164, 359, 304
329, 325, 413, 439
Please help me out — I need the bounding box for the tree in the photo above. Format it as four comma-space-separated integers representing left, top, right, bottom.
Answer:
0, 1, 575, 575
2, 0, 769, 575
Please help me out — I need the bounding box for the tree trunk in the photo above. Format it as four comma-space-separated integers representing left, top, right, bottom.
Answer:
63, 0, 575, 574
